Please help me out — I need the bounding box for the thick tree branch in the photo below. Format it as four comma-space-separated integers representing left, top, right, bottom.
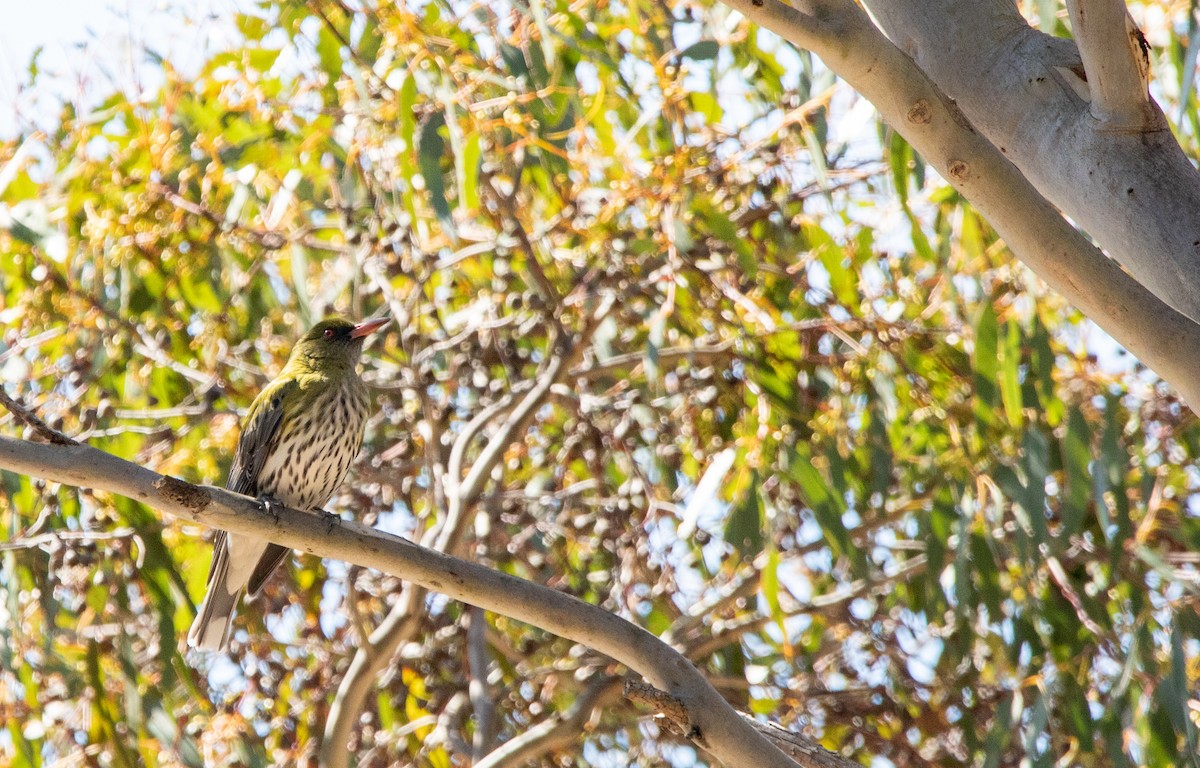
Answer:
859, 0, 1200, 329
1065, 0, 1153, 128
0, 434, 800, 768
625, 680, 863, 768
723, 0, 1200, 412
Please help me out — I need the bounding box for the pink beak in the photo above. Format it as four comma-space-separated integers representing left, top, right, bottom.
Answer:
350, 317, 390, 339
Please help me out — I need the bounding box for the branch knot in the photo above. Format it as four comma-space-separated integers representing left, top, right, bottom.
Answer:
153, 476, 211, 513
624, 679, 702, 741
906, 99, 931, 125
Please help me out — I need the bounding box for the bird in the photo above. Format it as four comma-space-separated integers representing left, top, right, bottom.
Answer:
187, 316, 388, 651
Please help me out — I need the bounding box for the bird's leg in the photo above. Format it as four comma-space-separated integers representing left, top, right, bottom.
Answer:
257, 495, 284, 525
318, 508, 342, 534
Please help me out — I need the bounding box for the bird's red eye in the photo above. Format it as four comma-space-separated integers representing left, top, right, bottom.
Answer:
323, 328, 335, 339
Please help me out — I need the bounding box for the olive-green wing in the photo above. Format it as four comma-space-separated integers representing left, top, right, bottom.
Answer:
203, 378, 296, 584
226, 377, 296, 496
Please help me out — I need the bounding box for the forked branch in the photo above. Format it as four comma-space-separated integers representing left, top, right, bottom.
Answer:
722, 0, 1200, 412
1065, 0, 1154, 128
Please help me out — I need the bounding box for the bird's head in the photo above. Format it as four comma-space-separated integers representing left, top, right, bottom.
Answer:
289, 316, 389, 373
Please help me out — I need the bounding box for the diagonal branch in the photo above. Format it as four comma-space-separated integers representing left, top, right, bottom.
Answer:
857, 0, 1200, 330
625, 680, 863, 768
0, 387, 78, 445
0, 434, 800, 768
1065, 0, 1153, 128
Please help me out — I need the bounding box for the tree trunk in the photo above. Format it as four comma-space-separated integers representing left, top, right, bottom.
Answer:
724, 0, 1200, 411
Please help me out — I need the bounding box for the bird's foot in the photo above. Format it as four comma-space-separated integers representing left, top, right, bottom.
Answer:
257, 495, 284, 525
320, 509, 342, 534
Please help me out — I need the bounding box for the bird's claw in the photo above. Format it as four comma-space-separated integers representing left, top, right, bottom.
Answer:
321, 509, 342, 534
257, 495, 283, 525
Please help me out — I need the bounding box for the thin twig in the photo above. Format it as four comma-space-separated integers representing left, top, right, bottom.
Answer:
468, 606, 496, 761
0, 527, 136, 552
0, 387, 77, 445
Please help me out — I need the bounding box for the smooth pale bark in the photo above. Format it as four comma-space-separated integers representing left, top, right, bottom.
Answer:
721, 0, 1200, 411
863, 0, 1200, 327
1065, 0, 1155, 127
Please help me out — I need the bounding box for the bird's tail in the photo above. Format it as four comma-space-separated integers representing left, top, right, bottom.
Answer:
187, 543, 242, 652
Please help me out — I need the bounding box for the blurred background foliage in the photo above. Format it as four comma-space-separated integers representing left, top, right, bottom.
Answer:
2, 0, 1200, 766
